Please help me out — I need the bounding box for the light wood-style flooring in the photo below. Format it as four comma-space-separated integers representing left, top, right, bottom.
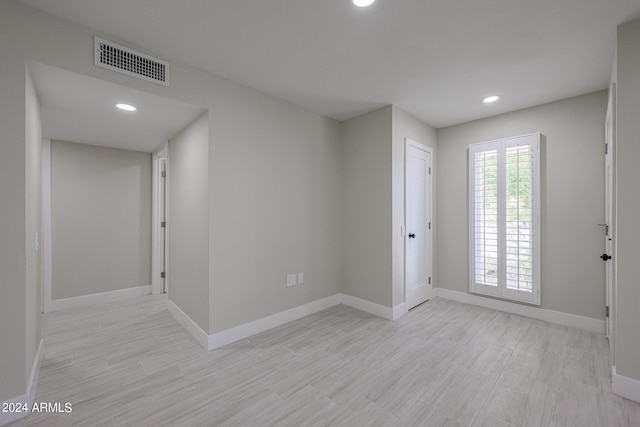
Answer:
10, 295, 640, 426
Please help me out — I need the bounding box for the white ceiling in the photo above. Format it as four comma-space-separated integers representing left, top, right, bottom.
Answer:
30, 62, 205, 152
21, 0, 640, 128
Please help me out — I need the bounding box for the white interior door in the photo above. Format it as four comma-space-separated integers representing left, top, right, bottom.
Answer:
405, 139, 433, 310
604, 84, 616, 353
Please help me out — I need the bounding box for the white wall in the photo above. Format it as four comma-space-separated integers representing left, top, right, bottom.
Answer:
437, 91, 608, 320
209, 93, 343, 333
0, 58, 42, 402
50, 140, 151, 300
342, 106, 393, 306
391, 106, 437, 307
0, 60, 43, 403
169, 113, 210, 333
0, 4, 27, 401
614, 17, 640, 382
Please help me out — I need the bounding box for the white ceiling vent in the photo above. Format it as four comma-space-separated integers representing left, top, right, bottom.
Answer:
94, 37, 170, 87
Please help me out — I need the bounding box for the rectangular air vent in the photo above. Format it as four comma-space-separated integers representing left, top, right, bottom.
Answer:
94, 37, 170, 86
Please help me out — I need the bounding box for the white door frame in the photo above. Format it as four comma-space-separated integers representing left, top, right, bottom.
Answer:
604, 83, 616, 356
152, 142, 169, 295
404, 138, 434, 308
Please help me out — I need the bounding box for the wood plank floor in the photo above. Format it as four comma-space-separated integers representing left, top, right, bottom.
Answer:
10, 295, 640, 426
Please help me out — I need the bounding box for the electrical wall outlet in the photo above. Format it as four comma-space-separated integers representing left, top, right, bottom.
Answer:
297, 272, 304, 284
286, 274, 297, 287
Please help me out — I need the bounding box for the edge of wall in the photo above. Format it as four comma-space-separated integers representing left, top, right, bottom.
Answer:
0, 339, 44, 426
434, 288, 605, 334
167, 299, 209, 349
49, 285, 151, 312
392, 303, 408, 320
612, 365, 640, 403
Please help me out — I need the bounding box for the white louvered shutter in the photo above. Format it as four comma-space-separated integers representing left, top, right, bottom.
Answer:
469, 134, 540, 304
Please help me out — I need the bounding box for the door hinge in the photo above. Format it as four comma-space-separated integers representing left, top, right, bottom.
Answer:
428, 277, 431, 285
161, 221, 166, 228
161, 171, 166, 178
605, 143, 608, 155
429, 222, 431, 230
160, 272, 166, 279
606, 306, 609, 318
429, 167, 431, 175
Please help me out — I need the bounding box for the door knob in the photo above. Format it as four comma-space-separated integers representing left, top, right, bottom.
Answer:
408, 233, 415, 239
601, 253, 612, 261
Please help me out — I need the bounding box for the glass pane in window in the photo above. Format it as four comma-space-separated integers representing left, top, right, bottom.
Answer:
474, 150, 498, 286
505, 145, 533, 293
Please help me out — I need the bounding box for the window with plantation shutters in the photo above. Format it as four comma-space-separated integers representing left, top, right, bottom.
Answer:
469, 133, 540, 305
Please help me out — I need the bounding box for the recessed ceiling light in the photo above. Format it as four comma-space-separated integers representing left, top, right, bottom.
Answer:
115, 103, 137, 112
353, 0, 375, 7
483, 95, 500, 104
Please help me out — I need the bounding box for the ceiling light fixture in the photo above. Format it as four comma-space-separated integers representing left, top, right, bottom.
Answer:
115, 103, 137, 112
353, 0, 375, 7
483, 95, 500, 104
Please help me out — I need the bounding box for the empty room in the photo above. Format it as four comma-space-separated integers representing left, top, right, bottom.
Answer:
1, 0, 640, 426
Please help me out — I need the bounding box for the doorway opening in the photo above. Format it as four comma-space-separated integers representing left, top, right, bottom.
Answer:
152, 146, 168, 294
33, 62, 204, 311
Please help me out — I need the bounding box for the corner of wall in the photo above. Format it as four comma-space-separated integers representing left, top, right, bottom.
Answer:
340, 106, 393, 307
24, 62, 42, 401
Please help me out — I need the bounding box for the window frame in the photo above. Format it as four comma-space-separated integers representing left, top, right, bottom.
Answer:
468, 133, 541, 305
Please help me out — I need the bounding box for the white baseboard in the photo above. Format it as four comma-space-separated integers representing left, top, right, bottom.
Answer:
169, 293, 403, 351
434, 288, 605, 334
169, 288, 605, 353
339, 293, 408, 320
392, 302, 407, 320
49, 285, 151, 312
339, 294, 394, 320
207, 294, 341, 350
0, 339, 43, 426
612, 366, 640, 403
166, 300, 209, 350
170, 293, 408, 350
